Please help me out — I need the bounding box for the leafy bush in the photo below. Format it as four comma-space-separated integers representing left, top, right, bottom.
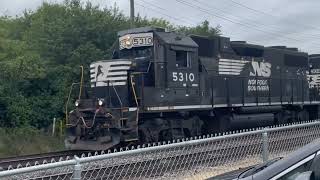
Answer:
0, 127, 64, 157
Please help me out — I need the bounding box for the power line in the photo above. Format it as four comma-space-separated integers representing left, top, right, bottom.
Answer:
225, 0, 320, 40
135, 0, 320, 51
227, 0, 320, 32
193, 0, 320, 41
135, 1, 194, 26
138, 0, 250, 39
136, 0, 320, 44
175, 0, 298, 41
193, 0, 283, 33
138, 0, 198, 26
136, 1, 261, 44
174, 0, 320, 48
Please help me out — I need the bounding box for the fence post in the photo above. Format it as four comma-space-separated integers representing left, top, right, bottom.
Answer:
262, 130, 269, 162
72, 156, 82, 180
52, 117, 56, 136
60, 119, 63, 137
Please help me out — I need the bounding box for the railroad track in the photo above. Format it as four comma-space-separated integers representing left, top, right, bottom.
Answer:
0, 150, 90, 171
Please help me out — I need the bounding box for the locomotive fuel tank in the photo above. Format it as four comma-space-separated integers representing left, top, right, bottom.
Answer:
230, 113, 275, 130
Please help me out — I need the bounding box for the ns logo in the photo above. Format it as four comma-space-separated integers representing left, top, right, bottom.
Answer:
249, 61, 271, 78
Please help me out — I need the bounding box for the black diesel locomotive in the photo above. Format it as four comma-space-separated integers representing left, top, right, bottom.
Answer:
65, 27, 320, 150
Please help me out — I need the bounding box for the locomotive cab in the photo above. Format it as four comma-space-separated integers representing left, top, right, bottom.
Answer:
65, 27, 158, 150
65, 27, 202, 150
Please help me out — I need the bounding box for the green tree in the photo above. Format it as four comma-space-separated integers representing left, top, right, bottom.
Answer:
177, 20, 221, 36
0, 0, 221, 129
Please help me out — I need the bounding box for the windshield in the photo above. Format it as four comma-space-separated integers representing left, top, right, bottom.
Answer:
119, 47, 153, 59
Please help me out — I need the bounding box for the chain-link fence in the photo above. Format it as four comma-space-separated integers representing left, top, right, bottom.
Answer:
1, 120, 320, 180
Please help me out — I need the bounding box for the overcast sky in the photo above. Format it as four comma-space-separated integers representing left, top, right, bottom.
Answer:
1, 0, 320, 53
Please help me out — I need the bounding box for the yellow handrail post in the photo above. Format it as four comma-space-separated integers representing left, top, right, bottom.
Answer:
65, 83, 75, 125
79, 65, 84, 100
65, 65, 83, 126
130, 75, 139, 107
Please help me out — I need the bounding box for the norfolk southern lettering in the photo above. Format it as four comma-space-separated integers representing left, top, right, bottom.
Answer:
248, 61, 272, 92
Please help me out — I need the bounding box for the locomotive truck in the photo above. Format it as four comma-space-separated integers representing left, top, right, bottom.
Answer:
65, 27, 320, 150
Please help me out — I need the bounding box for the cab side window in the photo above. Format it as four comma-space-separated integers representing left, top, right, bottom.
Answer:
176, 51, 192, 68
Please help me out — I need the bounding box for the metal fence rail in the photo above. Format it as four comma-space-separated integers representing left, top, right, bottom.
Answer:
1, 120, 320, 180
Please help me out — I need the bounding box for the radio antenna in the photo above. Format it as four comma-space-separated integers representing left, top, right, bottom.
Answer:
130, 0, 135, 28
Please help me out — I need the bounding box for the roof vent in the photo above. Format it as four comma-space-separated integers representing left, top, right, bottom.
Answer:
286, 47, 298, 52
175, 36, 182, 41
231, 41, 246, 43
310, 54, 320, 58
269, 46, 287, 49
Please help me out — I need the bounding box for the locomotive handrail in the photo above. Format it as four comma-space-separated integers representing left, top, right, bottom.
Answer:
111, 83, 125, 124
130, 74, 140, 126
65, 82, 81, 125
130, 75, 139, 107
79, 109, 100, 128
112, 84, 123, 108
79, 65, 84, 100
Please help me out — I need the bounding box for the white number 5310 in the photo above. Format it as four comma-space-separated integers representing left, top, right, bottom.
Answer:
172, 72, 195, 82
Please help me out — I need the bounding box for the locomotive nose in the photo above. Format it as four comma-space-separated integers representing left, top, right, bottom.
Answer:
65, 128, 120, 150
65, 107, 121, 150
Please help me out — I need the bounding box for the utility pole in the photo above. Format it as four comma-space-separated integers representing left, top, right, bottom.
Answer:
130, 0, 135, 28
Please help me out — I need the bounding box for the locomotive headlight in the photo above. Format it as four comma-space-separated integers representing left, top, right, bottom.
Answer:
98, 99, 104, 106
125, 39, 131, 46
75, 100, 80, 107
125, 36, 132, 46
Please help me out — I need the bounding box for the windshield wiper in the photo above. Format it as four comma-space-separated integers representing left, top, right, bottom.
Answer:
239, 157, 282, 178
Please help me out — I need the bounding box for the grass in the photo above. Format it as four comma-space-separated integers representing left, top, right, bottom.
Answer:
0, 127, 65, 158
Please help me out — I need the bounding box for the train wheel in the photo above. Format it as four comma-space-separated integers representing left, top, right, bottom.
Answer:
138, 118, 165, 142
204, 116, 219, 133
159, 129, 173, 141
296, 110, 309, 122
189, 116, 203, 136
217, 114, 232, 132
138, 129, 147, 144
138, 126, 158, 143
276, 110, 294, 124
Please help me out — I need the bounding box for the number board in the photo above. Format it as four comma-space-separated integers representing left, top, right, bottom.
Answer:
119, 33, 153, 50
172, 72, 195, 82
